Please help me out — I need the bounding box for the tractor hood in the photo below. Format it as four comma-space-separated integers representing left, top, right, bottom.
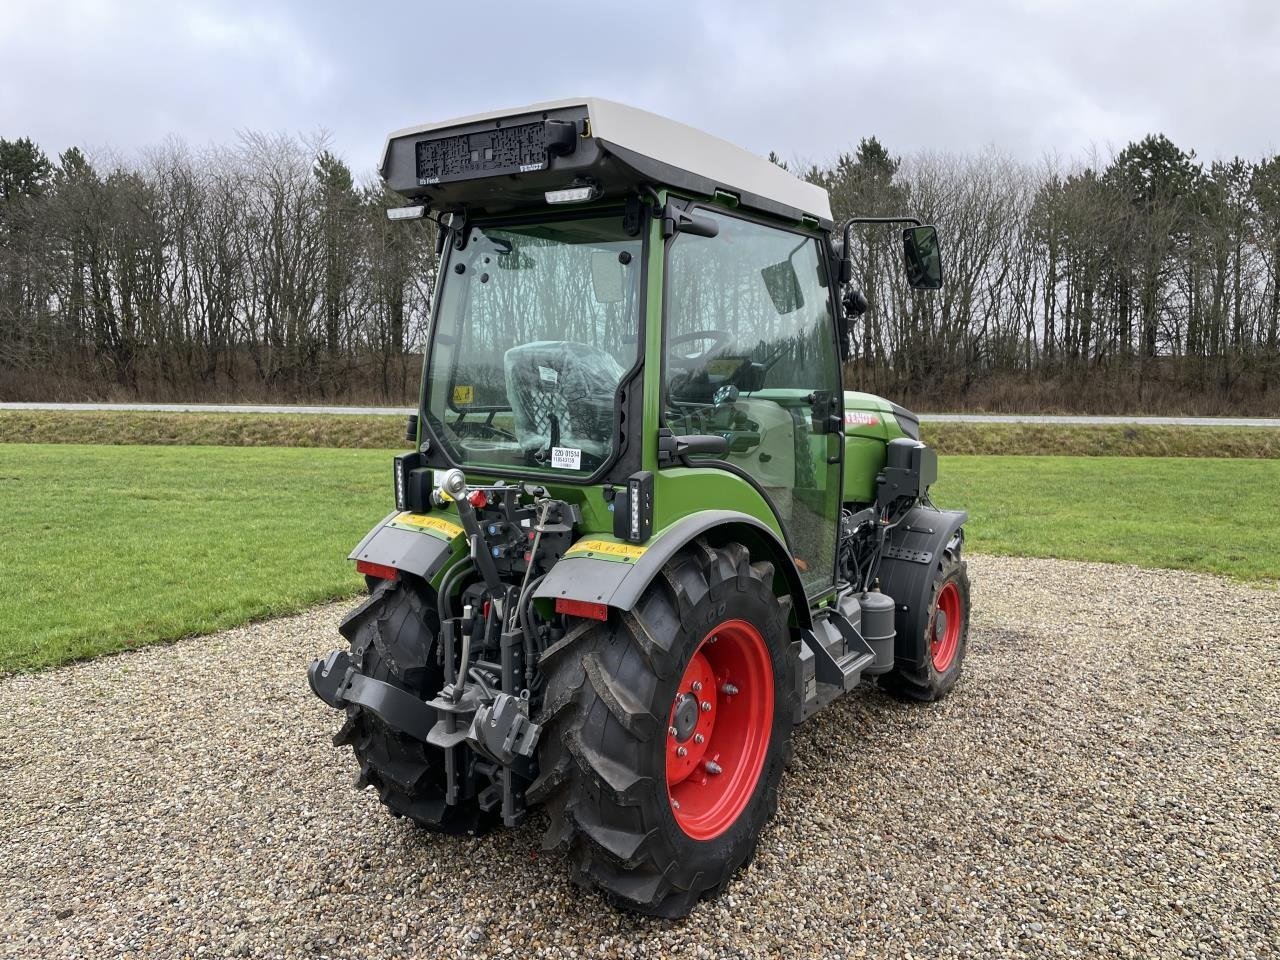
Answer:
380, 97, 833, 227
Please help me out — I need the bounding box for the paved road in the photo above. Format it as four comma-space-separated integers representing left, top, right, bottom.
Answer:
3, 401, 1278, 427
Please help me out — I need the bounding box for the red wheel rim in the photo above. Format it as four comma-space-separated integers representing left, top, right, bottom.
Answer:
665, 620, 774, 840
931, 581, 962, 673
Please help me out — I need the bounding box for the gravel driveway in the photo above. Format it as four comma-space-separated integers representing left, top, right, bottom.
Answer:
3, 556, 1277, 959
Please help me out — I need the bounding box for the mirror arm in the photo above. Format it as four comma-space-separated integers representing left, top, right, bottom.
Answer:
839, 215, 924, 256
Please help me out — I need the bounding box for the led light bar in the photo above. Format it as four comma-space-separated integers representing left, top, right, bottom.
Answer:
544, 186, 594, 204
393, 455, 408, 511
386, 204, 426, 221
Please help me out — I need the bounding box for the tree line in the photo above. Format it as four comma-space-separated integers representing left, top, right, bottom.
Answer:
1, 130, 1277, 411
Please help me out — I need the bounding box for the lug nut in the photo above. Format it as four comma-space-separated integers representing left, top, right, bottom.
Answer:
704, 761, 723, 775
721, 682, 739, 696
668, 725, 678, 737
694, 733, 705, 744
676, 746, 687, 757
701, 700, 712, 712
671, 799, 680, 810
692, 681, 703, 693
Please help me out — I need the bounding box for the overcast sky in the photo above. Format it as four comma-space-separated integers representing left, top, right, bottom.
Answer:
2, 0, 1278, 176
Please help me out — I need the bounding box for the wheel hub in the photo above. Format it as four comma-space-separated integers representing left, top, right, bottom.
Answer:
671, 693, 700, 742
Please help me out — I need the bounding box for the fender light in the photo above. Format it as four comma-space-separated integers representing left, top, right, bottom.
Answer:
555, 598, 609, 621
356, 559, 399, 581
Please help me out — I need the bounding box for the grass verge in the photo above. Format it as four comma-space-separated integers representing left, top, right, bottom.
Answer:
4, 445, 1275, 673
933, 456, 1280, 583
923, 422, 1280, 458
1, 410, 1278, 458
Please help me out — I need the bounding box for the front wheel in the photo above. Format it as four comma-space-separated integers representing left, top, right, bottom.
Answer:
531, 539, 796, 918
880, 549, 971, 702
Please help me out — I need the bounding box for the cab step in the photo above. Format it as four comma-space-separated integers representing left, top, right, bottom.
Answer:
795, 598, 878, 721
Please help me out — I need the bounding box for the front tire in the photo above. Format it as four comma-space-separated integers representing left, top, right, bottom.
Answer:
880, 549, 971, 702
531, 539, 797, 918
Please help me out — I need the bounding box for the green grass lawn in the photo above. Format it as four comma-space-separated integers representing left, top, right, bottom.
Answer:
0, 445, 389, 673
2, 445, 1276, 673
934, 456, 1280, 583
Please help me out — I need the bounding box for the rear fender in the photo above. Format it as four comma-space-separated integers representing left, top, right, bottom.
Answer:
534, 509, 811, 629
348, 510, 467, 584
876, 506, 968, 666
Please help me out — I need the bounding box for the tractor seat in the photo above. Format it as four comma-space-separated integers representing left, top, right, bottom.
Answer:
503, 340, 625, 458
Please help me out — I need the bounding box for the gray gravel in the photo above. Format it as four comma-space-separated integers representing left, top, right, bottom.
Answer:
3, 555, 1278, 959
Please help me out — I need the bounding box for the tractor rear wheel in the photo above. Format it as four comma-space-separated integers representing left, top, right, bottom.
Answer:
880, 550, 970, 702
531, 539, 796, 918
333, 578, 493, 835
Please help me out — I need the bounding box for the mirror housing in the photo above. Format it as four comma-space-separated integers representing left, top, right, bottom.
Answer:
902, 225, 943, 290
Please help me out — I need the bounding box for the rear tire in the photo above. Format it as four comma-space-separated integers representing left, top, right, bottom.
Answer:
880, 549, 970, 702
333, 578, 493, 835
531, 539, 797, 918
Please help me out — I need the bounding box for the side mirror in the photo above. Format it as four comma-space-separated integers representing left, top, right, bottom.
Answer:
902, 225, 943, 290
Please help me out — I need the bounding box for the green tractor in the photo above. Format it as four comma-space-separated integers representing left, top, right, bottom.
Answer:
308, 98, 970, 918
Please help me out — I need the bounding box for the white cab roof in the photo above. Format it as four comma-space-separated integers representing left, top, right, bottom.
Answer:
381, 97, 833, 224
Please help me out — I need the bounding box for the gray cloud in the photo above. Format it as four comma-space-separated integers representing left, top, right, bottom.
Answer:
2, 0, 1277, 175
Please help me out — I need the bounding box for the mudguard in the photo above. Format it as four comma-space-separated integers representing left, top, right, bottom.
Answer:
533, 509, 810, 627
876, 505, 968, 667
348, 510, 465, 581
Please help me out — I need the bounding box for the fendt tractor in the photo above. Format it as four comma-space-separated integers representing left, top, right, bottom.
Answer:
308, 98, 971, 918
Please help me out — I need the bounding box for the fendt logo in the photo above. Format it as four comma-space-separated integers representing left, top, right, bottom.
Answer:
844, 411, 880, 427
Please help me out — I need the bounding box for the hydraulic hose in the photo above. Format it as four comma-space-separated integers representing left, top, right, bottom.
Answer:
518, 573, 547, 685
438, 560, 475, 621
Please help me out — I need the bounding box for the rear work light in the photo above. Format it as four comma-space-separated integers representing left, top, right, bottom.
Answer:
386, 204, 426, 221
545, 179, 601, 204
356, 559, 399, 581
555, 598, 609, 621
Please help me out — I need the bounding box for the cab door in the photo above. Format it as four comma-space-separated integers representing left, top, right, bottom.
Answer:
663, 207, 843, 595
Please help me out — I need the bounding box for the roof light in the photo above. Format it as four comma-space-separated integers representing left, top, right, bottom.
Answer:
387, 204, 426, 221
545, 180, 601, 204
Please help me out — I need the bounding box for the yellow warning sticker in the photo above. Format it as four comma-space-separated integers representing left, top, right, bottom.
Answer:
566, 538, 648, 560
390, 512, 463, 539
452, 384, 475, 405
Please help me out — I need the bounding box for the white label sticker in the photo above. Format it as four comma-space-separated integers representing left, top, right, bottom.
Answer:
550, 446, 582, 470
538, 365, 559, 384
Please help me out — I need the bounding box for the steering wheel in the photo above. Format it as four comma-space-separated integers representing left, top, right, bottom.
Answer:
452, 419, 517, 443
667, 329, 730, 368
